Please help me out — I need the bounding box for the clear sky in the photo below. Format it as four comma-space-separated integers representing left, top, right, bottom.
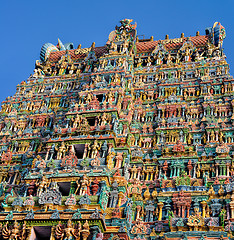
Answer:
0, 0, 233, 104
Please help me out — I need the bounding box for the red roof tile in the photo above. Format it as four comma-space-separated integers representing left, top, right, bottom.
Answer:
48, 35, 209, 62
136, 35, 209, 53
49, 46, 108, 62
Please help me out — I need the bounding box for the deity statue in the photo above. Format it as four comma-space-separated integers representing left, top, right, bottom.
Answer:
55, 220, 81, 240
89, 140, 100, 158
187, 133, 193, 145
183, 47, 192, 62
210, 130, 215, 142
106, 151, 115, 170
100, 113, 108, 126
208, 185, 216, 200
77, 175, 91, 195
196, 164, 201, 178
2, 220, 26, 240
73, 114, 82, 128
219, 131, 224, 143
37, 176, 49, 196
202, 134, 207, 144
49, 144, 56, 160
166, 52, 174, 64
86, 93, 93, 103
56, 142, 67, 160
175, 53, 180, 64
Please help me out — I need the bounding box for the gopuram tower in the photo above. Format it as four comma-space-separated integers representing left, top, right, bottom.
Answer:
0, 19, 233, 240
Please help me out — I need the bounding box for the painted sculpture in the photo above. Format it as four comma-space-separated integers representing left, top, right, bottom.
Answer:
0, 19, 233, 240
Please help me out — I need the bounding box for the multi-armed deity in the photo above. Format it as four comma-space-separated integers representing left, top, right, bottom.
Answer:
0, 19, 233, 240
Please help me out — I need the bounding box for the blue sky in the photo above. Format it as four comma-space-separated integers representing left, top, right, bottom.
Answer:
0, 0, 233, 104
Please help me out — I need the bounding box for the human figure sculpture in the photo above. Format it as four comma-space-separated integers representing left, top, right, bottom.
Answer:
49, 144, 56, 160
55, 220, 80, 240
2, 220, 26, 240
37, 176, 48, 196
57, 142, 67, 160
89, 140, 100, 159
78, 175, 91, 195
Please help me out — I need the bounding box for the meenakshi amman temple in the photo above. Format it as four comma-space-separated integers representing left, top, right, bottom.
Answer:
0, 19, 233, 240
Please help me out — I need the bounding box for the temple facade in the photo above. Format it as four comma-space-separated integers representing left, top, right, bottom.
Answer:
0, 19, 233, 240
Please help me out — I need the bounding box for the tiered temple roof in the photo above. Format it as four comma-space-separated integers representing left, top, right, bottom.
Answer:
0, 19, 233, 240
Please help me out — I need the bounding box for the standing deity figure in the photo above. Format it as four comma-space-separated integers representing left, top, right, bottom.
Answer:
100, 113, 108, 126
106, 91, 114, 104
2, 220, 26, 240
57, 142, 67, 160
101, 141, 108, 158
175, 53, 180, 64
89, 140, 100, 158
183, 47, 191, 62
146, 56, 152, 66
73, 114, 82, 128
166, 52, 174, 64
37, 176, 48, 196
49, 144, 56, 160
106, 151, 115, 170
101, 59, 107, 68
86, 93, 93, 103
78, 175, 91, 195
115, 152, 123, 168
55, 220, 81, 240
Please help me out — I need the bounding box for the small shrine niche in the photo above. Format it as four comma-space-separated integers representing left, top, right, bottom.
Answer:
30, 226, 52, 240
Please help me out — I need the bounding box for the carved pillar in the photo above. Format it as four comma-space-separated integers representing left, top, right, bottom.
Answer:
178, 205, 181, 217
173, 204, 176, 215
182, 108, 185, 117
207, 132, 210, 142
227, 203, 230, 220
137, 169, 141, 180
136, 205, 141, 220
170, 166, 173, 178
215, 131, 218, 141
193, 164, 196, 178
158, 109, 161, 118
133, 170, 137, 179
45, 145, 51, 161
227, 163, 230, 177
201, 201, 207, 218
177, 167, 180, 177
118, 192, 124, 207
230, 192, 234, 218
216, 165, 219, 177
223, 165, 227, 176
173, 166, 177, 177
158, 166, 162, 179
186, 205, 190, 218
158, 202, 164, 221
225, 84, 227, 93
181, 205, 185, 218
150, 170, 154, 181
146, 171, 150, 181
162, 109, 165, 118
219, 166, 222, 176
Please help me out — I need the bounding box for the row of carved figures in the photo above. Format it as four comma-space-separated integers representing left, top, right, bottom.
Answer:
0, 219, 92, 240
